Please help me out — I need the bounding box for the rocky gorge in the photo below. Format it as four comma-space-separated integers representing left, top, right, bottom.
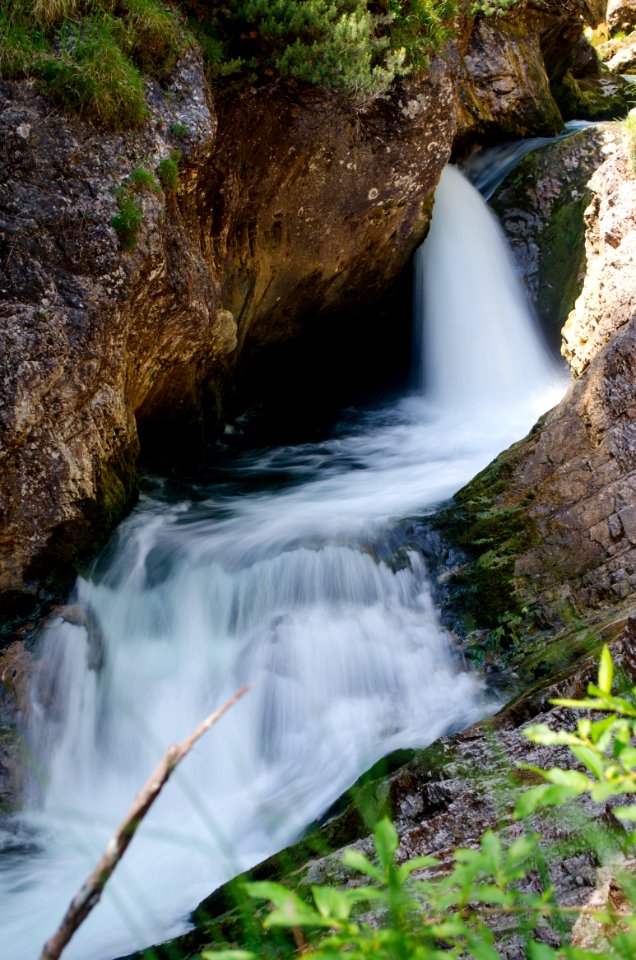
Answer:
4, 1, 636, 958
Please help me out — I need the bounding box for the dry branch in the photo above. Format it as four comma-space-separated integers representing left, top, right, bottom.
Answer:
40, 685, 251, 960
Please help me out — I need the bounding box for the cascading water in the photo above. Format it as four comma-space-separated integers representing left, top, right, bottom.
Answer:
0, 166, 567, 960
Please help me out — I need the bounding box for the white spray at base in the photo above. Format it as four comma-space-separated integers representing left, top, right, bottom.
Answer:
0, 167, 568, 960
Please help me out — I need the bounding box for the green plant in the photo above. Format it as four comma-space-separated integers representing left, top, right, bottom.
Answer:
471, 0, 522, 14
111, 186, 143, 251
186, 0, 459, 103
120, 0, 185, 77
130, 165, 162, 193
36, 14, 148, 128
170, 121, 189, 139
157, 148, 182, 189
1, 0, 187, 126
202, 648, 636, 960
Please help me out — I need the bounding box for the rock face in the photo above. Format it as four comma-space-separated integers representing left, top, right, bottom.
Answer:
442, 131, 636, 631
0, 55, 465, 615
608, 0, 636, 34
205, 65, 457, 411
0, 52, 230, 613
0, 1, 599, 615
456, 0, 627, 153
492, 124, 622, 345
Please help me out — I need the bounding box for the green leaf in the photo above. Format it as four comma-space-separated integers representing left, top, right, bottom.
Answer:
480, 830, 502, 869
550, 697, 606, 711
523, 725, 580, 746
505, 833, 538, 867
469, 883, 516, 906
527, 943, 557, 960
590, 780, 624, 802
201, 953, 257, 960
341, 849, 383, 882
614, 804, 636, 821
570, 745, 605, 780
542, 767, 592, 792
618, 746, 636, 769
590, 715, 617, 746
466, 935, 499, 960
514, 783, 579, 819
598, 644, 614, 695
396, 855, 437, 881
243, 882, 330, 929
373, 817, 398, 872
312, 884, 380, 920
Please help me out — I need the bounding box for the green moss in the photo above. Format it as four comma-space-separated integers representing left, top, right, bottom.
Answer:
553, 70, 629, 122
170, 120, 189, 139
431, 437, 540, 646
536, 191, 589, 336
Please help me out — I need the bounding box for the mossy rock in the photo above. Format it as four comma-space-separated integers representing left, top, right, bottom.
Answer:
492, 124, 621, 348
553, 70, 630, 121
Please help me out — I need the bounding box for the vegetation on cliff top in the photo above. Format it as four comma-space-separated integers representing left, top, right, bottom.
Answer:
1, 0, 524, 124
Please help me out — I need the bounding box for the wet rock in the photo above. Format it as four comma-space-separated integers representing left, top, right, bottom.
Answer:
0, 640, 34, 810
492, 123, 621, 343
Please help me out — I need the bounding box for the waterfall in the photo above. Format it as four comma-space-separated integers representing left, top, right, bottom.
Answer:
0, 166, 567, 960
416, 166, 559, 408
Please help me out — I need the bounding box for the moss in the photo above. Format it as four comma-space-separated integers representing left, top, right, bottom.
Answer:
553, 70, 629, 122
429, 434, 542, 656
536, 190, 589, 337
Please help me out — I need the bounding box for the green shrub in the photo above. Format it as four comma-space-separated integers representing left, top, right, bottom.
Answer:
185, 0, 459, 102
157, 148, 181, 189
111, 186, 143, 250
130, 165, 162, 192
471, 0, 522, 14
202, 648, 636, 960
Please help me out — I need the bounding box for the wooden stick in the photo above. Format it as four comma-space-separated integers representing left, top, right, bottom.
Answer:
40, 685, 251, 960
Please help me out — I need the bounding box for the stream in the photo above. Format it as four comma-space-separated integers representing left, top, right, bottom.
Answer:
0, 164, 568, 960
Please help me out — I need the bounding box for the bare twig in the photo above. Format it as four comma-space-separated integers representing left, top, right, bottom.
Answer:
40, 685, 251, 960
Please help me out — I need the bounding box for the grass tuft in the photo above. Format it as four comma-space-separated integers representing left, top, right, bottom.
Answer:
130, 165, 162, 192
157, 148, 181, 190
111, 186, 143, 251
121, 0, 185, 77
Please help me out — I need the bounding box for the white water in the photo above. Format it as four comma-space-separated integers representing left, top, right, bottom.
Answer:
0, 167, 567, 960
